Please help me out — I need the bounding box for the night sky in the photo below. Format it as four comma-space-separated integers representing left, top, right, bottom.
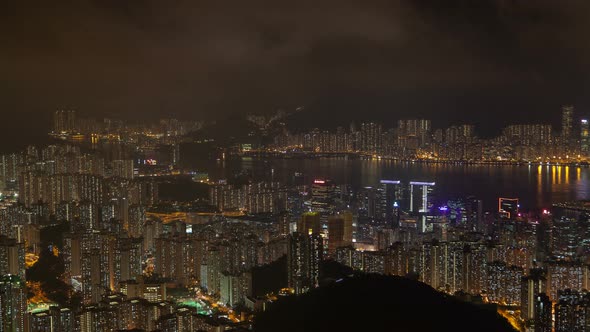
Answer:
2, 0, 590, 143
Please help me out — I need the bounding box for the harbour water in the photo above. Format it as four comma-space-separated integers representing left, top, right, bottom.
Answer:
200, 157, 590, 211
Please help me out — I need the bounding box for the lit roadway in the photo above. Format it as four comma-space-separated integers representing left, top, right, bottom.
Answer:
146, 211, 245, 224
146, 212, 189, 224
496, 306, 524, 332
194, 289, 241, 323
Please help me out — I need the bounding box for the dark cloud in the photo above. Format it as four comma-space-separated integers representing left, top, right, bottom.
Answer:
1, 0, 590, 141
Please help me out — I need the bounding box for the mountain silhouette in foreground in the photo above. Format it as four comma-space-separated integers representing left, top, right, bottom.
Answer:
254, 274, 516, 332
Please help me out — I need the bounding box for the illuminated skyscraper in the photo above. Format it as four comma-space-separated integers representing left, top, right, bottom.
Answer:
310, 179, 335, 217
155, 235, 192, 286
277, 212, 290, 236
297, 212, 321, 235
172, 143, 180, 166
27, 306, 74, 332
111, 159, 135, 179
219, 272, 251, 307
555, 290, 588, 331
328, 215, 352, 254
118, 237, 143, 282
485, 261, 523, 305
81, 250, 102, 304
128, 205, 146, 238
498, 197, 519, 219
340, 211, 354, 245
378, 180, 402, 226
287, 232, 323, 294
561, 105, 574, 146
502, 124, 552, 146
78, 174, 104, 204
360, 122, 382, 153
581, 118, 590, 156
520, 269, 547, 323
462, 242, 487, 295
533, 293, 552, 332
0, 275, 26, 332
0, 235, 25, 279
357, 186, 377, 219
53, 110, 77, 134
466, 197, 483, 232
78, 231, 117, 304
409, 181, 435, 213
78, 202, 99, 231
545, 260, 588, 302
398, 119, 432, 149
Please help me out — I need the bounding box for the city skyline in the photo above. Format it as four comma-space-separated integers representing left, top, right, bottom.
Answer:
3, 1, 590, 144
6, 1, 590, 331
3, 133, 590, 330
43, 106, 590, 163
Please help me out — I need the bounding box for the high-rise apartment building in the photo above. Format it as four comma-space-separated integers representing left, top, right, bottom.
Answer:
0, 275, 26, 332
111, 159, 135, 179
0, 235, 25, 279
581, 118, 590, 156
53, 110, 77, 134
378, 180, 402, 226
360, 122, 382, 154
561, 105, 574, 146
297, 212, 321, 235
409, 181, 435, 213
287, 232, 323, 295
554, 289, 588, 332
327, 215, 346, 253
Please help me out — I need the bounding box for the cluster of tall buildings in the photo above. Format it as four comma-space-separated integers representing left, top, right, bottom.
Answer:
328, 199, 590, 331
24, 215, 292, 331
1, 106, 589, 330
209, 182, 288, 214
52, 110, 202, 139
50, 110, 202, 170
206, 168, 590, 331
6, 134, 590, 330
269, 105, 590, 161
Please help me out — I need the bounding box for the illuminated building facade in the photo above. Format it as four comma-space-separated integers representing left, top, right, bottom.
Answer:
0, 235, 25, 279
581, 118, 590, 156
409, 181, 435, 213
28, 306, 74, 332
111, 159, 135, 179
485, 261, 523, 305
287, 232, 323, 295
498, 197, 519, 219
561, 105, 574, 147
209, 181, 287, 214
546, 260, 588, 301
0, 275, 26, 332
53, 110, 77, 134
554, 289, 589, 332
360, 122, 382, 154
378, 180, 402, 227
310, 179, 335, 218
297, 212, 321, 235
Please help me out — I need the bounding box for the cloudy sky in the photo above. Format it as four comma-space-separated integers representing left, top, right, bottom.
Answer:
2, 0, 590, 142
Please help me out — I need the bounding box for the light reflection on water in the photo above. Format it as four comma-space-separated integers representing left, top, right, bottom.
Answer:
201, 158, 590, 210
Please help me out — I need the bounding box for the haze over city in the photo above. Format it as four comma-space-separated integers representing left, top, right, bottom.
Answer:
3, 1, 590, 332
3, 0, 590, 142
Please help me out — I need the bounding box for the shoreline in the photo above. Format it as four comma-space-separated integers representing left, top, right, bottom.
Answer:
234, 152, 590, 167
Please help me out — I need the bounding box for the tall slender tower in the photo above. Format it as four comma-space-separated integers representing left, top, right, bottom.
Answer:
0, 275, 26, 332
53, 110, 77, 134
287, 232, 323, 295
561, 105, 574, 147
581, 118, 589, 157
